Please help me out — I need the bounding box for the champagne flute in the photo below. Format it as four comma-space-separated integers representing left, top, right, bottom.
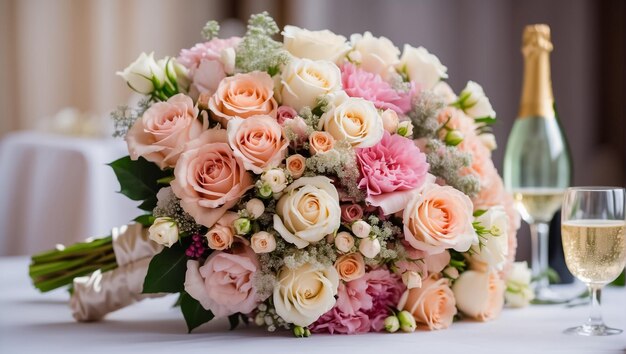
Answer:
561, 187, 626, 336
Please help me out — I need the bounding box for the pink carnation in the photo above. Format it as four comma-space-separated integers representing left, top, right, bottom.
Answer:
341, 63, 414, 114
311, 269, 404, 334
178, 37, 242, 70
356, 132, 429, 215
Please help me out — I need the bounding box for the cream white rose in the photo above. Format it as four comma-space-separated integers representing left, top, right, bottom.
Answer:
273, 176, 341, 248
319, 93, 384, 148
452, 270, 505, 321
117, 52, 165, 94
479, 133, 497, 151
359, 237, 381, 258
350, 32, 400, 77
351, 220, 371, 239
148, 217, 179, 247
246, 198, 265, 219
157, 57, 190, 93
250, 231, 277, 254
273, 263, 339, 326
261, 169, 288, 193
282, 25, 351, 63
470, 206, 509, 271
504, 262, 535, 308
334, 231, 355, 253
280, 58, 342, 111
397, 45, 448, 90
458, 81, 496, 119
432, 81, 457, 105
402, 271, 422, 289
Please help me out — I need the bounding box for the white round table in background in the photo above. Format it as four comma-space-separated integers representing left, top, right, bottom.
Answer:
0, 131, 140, 255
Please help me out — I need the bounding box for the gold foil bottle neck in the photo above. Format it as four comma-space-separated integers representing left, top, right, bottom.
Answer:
518, 24, 554, 118
522, 24, 553, 56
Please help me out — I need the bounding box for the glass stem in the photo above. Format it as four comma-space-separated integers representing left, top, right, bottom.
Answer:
586, 285, 604, 328
530, 222, 550, 293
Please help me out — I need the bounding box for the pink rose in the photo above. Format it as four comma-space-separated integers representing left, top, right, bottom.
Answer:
178, 37, 241, 100
226, 115, 288, 174
205, 212, 238, 250
437, 107, 477, 139
171, 130, 254, 228
208, 71, 278, 127
356, 132, 430, 215
184, 244, 262, 318
396, 244, 451, 278
398, 275, 457, 330
403, 183, 476, 255
340, 203, 364, 223
283, 116, 309, 149
341, 63, 415, 114
276, 105, 298, 125
126, 94, 203, 169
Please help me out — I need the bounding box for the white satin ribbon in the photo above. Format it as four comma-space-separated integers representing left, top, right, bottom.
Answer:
70, 223, 164, 322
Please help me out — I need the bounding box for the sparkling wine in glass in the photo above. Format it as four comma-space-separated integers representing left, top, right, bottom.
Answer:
504, 24, 571, 302
561, 187, 626, 336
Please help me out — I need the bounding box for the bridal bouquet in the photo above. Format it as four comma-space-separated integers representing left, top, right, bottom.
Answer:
29, 13, 533, 336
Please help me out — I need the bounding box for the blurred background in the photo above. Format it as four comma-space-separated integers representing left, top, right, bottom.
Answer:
0, 0, 624, 259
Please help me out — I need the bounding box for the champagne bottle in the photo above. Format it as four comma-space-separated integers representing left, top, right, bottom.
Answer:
503, 24, 572, 301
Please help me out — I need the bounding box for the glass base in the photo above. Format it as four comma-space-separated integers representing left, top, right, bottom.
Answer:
564, 325, 623, 336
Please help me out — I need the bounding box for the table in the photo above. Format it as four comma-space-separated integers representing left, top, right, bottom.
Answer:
0, 131, 140, 256
1, 257, 624, 354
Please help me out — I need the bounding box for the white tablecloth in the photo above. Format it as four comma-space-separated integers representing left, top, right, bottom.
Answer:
0, 131, 139, 255
0, 257, 624, 354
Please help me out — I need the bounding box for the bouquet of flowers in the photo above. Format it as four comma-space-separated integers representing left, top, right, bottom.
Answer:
29, 12, 534, 336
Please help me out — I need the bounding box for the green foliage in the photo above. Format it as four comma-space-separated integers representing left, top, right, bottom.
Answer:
142, 241, 189, 294
108, 156, 171, 211
228, 313, 249, 330
134, 214, 156, 226
235, 12, 289, 74
180, 292, 214, 333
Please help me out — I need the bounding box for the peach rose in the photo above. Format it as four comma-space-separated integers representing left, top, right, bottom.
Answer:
437, 107, 477, 140
126, 94, 203, 169
335, 253, 365, 282
452, 270, 505, 321
205, 212, 238, 250
208, 71, 278, 127
171, 130, 254, 228
250, 231, 276, 253
398, 275, 457, 330
403, 183, 476, 255
226, 115, 288, 174
309, 131, 335, 155
184, 244, 264, 318
286, 154, 306, 179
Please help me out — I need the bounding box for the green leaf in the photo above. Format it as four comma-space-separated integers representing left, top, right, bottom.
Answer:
610, 269, 625, 287
473, 209, 487, 217
142, 242, 188, 294
474, 116, 497, 125
134, 214, 156, 226
108, 156, 170, 203
228, 313, 240, 330
137, 197, 158, 212
180, 292, 214, 333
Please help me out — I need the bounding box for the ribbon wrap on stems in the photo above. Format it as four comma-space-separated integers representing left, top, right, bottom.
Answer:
70, 223, 163, 322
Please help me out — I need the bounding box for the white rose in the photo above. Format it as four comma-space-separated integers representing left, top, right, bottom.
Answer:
397, 45, 448, 90
220, 47, 237, 75
117, 52, 165, 94
261, 169, 288, 193
432, 81, 457, 105
250, 231, 277, 254
351, 220, 371, 239
505, 262, 535, 308
280, 58, 342, 111
452, 270, 505, 321
319, 94, 384, 148
282, 25, 351, 63
359, 237, 381, 258
381, 109, 399, 133
470, 206, 509, 271
157, 57, 190, 93
479, 133, 497, 151
273, 177, 341, 248
402, 271, 422, 289
246, 198, 265, 219
273, 263, 339, 326
350, 32, 400, 77
148, 217, 179, 247
458, 81, 496, 119
334, 231, 355, 253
